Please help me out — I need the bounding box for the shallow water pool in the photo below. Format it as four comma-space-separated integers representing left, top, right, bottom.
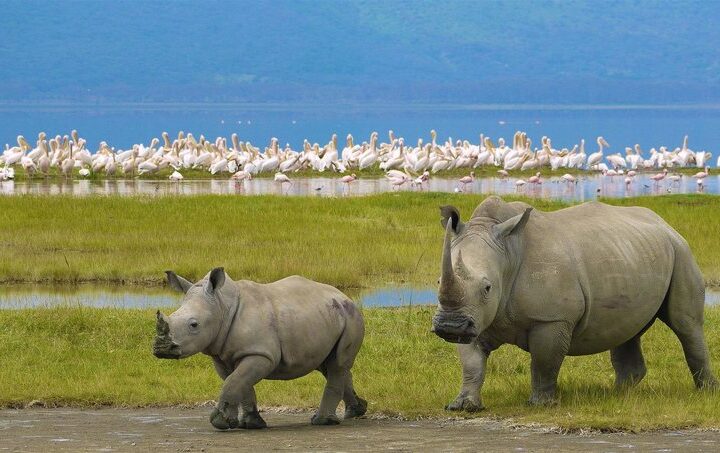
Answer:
1, 173, 718, 201
1, 285, 718, 309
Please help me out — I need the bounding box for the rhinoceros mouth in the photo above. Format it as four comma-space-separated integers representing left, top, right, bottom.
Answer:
433, 329, 476, 344
153, 337, 181, 359
431, 312, 478, 344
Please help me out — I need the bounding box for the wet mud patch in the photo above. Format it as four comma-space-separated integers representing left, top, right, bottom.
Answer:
1, 407, 719, 452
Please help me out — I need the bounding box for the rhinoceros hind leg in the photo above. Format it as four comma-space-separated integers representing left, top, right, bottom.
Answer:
344, 395, 367, 419
314, 323, 363, 424
659, 263, 718, 390
611, 335, 647, 389
311, 413, 341, 425
342, 371, 367, 419
666, 322, 718, 390
239, 409, 267, 429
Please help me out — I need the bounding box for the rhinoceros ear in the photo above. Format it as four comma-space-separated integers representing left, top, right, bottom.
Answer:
493, 207, 532, 239
165, 270, 193, 293
203, 267, 226, 297
440, 205, 464, 234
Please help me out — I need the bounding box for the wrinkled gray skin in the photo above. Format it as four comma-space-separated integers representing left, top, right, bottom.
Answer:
153, 268, 366, 430
432, 196, 717, 410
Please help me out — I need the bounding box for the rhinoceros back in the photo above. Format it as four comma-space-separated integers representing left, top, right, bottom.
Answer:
229, 276, 363, 379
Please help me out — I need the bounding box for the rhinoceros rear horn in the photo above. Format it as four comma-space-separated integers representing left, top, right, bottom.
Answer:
493, 207, 532, 239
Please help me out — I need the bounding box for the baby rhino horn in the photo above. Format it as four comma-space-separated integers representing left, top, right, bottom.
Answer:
156, 311, 170, 336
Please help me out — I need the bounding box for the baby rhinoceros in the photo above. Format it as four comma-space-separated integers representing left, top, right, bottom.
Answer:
153, 267, 367, 430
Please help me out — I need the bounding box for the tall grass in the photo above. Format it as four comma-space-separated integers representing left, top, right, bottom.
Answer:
1, 194, 719, 287
1, 306, 719, 430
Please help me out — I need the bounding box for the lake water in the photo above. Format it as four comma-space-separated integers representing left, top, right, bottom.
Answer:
2, 173, 717, 201
1, 286, 718, 309
1, 105, 719, 154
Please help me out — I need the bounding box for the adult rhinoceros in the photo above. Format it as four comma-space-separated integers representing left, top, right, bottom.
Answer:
153, 268, 366, 429
432, 196, 717, 409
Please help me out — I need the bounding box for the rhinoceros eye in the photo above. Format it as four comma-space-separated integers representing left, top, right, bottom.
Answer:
485, 284, 491, 293
188, 319, 199, 332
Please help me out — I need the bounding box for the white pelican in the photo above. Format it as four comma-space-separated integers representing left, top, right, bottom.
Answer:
586, 136, 609, 169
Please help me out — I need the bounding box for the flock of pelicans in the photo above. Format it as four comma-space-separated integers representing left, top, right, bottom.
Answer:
0, 130, 715, 191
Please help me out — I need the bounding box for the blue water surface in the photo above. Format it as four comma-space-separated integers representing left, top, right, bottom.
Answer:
1, 106, 719, 156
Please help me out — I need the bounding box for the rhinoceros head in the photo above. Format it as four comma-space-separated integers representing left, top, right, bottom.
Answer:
432, 205, 532, 344
153, 267, 227, 359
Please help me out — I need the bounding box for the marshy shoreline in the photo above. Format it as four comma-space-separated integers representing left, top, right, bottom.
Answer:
2, 192, 720, 431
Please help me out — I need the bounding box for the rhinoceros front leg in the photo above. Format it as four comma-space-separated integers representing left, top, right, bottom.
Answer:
527, 322, 572, 406
446, 342, 488, 412
210, 355, 275, 430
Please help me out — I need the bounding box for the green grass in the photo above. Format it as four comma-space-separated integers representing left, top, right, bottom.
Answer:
1, 305, 719, 430
2, 193, 720, 288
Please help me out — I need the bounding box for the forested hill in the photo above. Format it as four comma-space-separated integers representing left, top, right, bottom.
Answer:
1, 0, 718, 105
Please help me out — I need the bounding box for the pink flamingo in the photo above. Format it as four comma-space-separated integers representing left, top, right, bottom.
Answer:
340, 173, 357, 191
274, 172, 293, 194
561, 173, 576, 184
650, 168, 668, 186
528, 172, 542, 185
497, 169, 509, 179
458, 171, 475, 191
693, 166, 710, 180
411, 171, 430, 190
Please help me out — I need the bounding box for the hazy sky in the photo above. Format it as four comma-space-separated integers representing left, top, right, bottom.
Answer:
1, 0, 718, 104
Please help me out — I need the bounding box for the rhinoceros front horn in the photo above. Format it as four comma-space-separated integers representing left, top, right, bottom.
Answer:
156, 310, 170, 336
439, 219, 465, 308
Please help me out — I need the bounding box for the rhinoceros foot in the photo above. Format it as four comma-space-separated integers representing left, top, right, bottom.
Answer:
311, 413, 340, 426
344, 397, 368, 419
445, 394, 485, 412
239, 410, 267, 429
527, 392, 559, 407
210, 406, 239, 430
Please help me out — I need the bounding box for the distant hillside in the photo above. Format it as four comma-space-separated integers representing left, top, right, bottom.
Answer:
1, 0, 718, 105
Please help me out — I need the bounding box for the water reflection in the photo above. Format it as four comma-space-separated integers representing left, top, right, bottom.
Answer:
2, 173, 719, 201
1, 285, 718, 309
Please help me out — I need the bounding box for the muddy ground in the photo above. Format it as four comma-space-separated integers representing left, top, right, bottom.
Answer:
1, 407, 719, 452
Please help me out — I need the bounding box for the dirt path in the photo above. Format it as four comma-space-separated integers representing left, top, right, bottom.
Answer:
1, 407, 719, 452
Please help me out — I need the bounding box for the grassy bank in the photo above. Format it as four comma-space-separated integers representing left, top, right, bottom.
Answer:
1, 194, 720, 287
1, 306, 719, 430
